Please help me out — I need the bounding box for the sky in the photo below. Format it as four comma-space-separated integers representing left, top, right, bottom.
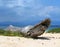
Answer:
0, 0, 60, 25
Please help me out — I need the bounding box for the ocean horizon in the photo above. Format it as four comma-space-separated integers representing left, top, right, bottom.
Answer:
0, 24, 60, 30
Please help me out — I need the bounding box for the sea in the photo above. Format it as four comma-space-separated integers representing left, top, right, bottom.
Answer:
0, 25, 60, 30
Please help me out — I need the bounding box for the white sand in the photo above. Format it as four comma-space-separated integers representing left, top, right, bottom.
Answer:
0, 33, 60, 47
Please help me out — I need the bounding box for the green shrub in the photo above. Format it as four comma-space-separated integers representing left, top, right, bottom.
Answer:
0, 29, 24, 37
47, 28, 60, 33
0, 29, 6, 35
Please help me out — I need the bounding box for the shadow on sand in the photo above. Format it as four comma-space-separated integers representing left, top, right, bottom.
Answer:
33, 37, 50, 40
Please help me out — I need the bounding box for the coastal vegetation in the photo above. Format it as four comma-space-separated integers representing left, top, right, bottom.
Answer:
0, 29, 24, 37
0, 28, 60, 37
47, 28, 60, 33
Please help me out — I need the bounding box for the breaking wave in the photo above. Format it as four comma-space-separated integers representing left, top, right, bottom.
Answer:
5, 25, 33, 33
21, 25, 33, 33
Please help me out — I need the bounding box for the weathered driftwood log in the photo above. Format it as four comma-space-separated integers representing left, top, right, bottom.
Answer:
22, 18, 51, 38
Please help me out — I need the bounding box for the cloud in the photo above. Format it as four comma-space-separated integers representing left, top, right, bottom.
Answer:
13, 5, 60, 18
0, 0, 60, 22
0, 0, 22, 7
0, 0, 35, 7
1, 0, 60, 16
38, 6, 60, 17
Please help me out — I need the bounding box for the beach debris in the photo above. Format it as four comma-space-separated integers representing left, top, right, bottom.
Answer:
21, 18, 51, 38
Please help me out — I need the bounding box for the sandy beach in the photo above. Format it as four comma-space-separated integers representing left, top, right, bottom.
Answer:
0, 33, 60, 47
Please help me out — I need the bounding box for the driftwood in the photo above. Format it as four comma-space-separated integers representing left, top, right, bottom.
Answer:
23, 18, 51, 38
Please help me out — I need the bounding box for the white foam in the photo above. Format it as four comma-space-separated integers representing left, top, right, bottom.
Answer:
21, 25, 33, 33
